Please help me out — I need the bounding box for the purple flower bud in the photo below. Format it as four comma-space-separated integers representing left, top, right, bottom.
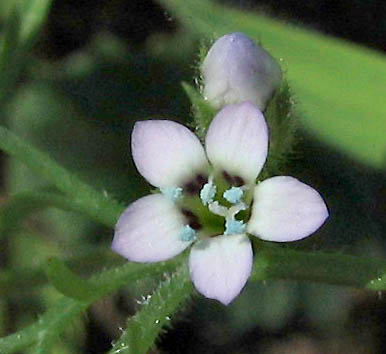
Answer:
201, 32, 282, 111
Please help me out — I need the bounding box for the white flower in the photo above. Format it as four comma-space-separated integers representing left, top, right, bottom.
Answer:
201, 32, 282, 111
112, 101, 328, 305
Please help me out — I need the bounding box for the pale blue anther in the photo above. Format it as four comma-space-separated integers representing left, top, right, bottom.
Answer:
160, 187, 183, 202
200, 182, 216, 205
223, 187, 244, 204
179, 225, 197, 242
224, 219, 246, 235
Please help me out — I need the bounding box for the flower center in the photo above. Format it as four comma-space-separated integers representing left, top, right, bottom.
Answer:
172, 172, 252, 241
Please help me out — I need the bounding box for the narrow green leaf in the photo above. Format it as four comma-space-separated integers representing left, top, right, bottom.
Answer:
109, 266, 193, 354
0, 298, 86, 354
30, 329, 59, 354
160, 0, 386, 168
0, 0, 52, 109
19, 0, 53, 47
0, 245, 119, 297
250, 244, 386, 289
3, 245, 386, 353
46, 258, 100, 302
0, 258, 184, 353
0, 126, 125, 227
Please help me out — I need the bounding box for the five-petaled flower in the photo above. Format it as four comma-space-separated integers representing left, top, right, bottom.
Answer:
112, 101, 328, 305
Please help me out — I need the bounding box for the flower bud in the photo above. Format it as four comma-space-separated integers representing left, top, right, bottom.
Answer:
201, 32, 282, 111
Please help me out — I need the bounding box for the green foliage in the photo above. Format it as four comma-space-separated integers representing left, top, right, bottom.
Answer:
0, 7, 23, 108
0, 0, 52, 108
0, 191, 93, 240
181, 81, 216, 138
0, 257, 184, 353
46, 258, 100, 302
0, 0, 386, 352
18, 0, 52, 46
251, 245, 386, 289
0, 267, 46, 296
159, 0, 386, 168
109, 266, 193, 354
260, 80, 299, 177
0, 126, 125, 227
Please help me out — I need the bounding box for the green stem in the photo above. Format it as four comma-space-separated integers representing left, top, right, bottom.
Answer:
0, 256, 185, 354
251, 245, 386, 290
109, 266, 193, 354
0, 246, 120, 296
2, 246, 386, 353
0, 126, 125, 228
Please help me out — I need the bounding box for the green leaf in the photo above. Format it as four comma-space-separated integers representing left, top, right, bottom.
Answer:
0, 0, 52, 109
18, 0, 52, 47
0, 125, 125, 227
159, 0, 386, 168
0, 191, 92, 240
29, 329, 59, 354
0, 0, 52, 50
0, 258, 184, 353
109, 266, 193, 354
250, 244, 386, 288
46, 258, 100, 302
0, 245, 120, 297
3, 244, 386, 353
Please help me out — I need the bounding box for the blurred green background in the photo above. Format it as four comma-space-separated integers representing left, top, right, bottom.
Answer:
0, 0, 385, 353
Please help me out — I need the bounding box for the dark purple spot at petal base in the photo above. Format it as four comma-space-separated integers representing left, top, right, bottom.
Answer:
233, 176, 244, 187
181, 208, 202, 230
189, 220, 202, 230
184, 174, 208, 195
222, 171, 244, 187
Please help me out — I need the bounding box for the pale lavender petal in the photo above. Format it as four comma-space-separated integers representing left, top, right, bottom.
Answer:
132, 120, 208, 188
205, 102, 268, 184
202, 32, 282, 111
247, 176, 329, 242
112, 194, 192, 262
189, 234, 253, 305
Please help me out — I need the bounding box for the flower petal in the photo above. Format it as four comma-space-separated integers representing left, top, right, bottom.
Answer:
189, 234, 252, 305
201, 32, 282, 111
132, 120, 208, 188
112, 194, 192, 262
247, 176, 329, 242
205, 102, 268, 184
